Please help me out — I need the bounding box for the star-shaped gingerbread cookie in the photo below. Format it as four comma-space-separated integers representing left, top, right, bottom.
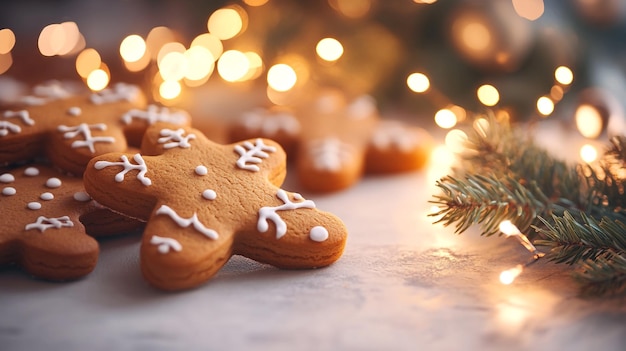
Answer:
0, 82, 191, 175
84, 123, 348, 290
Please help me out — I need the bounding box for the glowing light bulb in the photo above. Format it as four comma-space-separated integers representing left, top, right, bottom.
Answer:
434, 109, 457, 129
477, 84, 499, 106
407, 73, 430, 93
555, 66, 573, 85
267, 64, 297, 92
536, 96, 554, 116
120, 35, 146, 63
499, 220, 521, 236
580, 144, 598, 163
499, 265, 523, 285
316, 38, 344, 62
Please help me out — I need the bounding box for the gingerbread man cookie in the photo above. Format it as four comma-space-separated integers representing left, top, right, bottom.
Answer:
0, 164, 142, 281
0, 82, 191, 175
228, 89, 432, 192
84, 123, 348, 290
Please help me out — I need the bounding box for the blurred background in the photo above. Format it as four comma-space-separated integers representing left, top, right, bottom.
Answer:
1, 0, 625, 138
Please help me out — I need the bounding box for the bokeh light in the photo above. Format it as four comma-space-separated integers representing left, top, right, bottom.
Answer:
316, 38, 344, 62
38, 22, 82, 57
184, 46, 215, 81
158, 51, 188, 81
575, 104, 604, 139
191, 33, 223, 61
328, 0, 372, 18
267, 64, 297, 92
477, 84, 499, 106
512, 0, 544, 21
407, 73, 430, 93
146, 26, 176, 60
0, 52, 12, 75
580, 144, 598, 163
434, 109, 457, 129
207, 7, 247, 40
0, 29, 16, 55
86, 68, 109, 91
243, 0, 269, 6
217, 50, 249, 82
536, 96, 554, 116
445, 129, 468, 153
120, 35, 147, 63
555, 66, 574, 85
75, 48, 102, 78
159, 80, 182, 100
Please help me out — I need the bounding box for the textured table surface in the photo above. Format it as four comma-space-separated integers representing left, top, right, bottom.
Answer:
1, 126, 626, 351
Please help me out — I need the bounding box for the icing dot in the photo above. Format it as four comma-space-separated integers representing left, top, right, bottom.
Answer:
40, 192, 54, 200
202, 189, 217, 200
2, 187, 16, 196
0, 173, 15, 183
46, 177, 62, 188
309, 226, 329, 242
73, 191, 91, 202
28, 202, 42, 210
24, 167, 40, 176
67, 106, 82, 116
195, 165, 208, 176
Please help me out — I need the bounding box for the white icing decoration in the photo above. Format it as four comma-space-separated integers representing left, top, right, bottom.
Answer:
28, 202, 42, 210
2, 187, 16, 196
158, 128, 196, 149
121, 105, 189, 125
94, 153, 152, 186
346, 95, 376, 120
25, 215, 74, 232
257, 189, 316, 239
371, 121, 419, 152
73, 191, 91, 202
46, 177, 62, 188
90, 83, 140, 105
195, 165, 208, 176
67, 106, 82, 116
57, 123, 115, 153
0, 173, 15, 183
156, 205, 219, 240
1, 110, 34, 136
150, 235, 183, 254
308, 138, 354, 172
40, 192, 54, 201
24, 167, 39, 176
234, 138, 277, 172
19, 81, 75, 105
241, 109, 300, 136
202, 189, 217, 200
309, 226, 329, 242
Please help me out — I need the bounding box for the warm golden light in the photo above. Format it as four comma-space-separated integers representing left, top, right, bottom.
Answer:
86, 68, 109, 91
158, 51, 188, 81
38, 22, 82, 57
555, 66, 574, 85
159, 80, 182, 100
512, 0, 544, 21
434, 109, 457, 129
0, 29, 16, 55
575, 104, 604, 138
550, 85, 564, 101
207, 7, 246, 40
448, 105, 467, 123
157, 42, 186, 65
316, 38, 344, 62
329, 0, 372, 18
146, 26, 176, 60
184, 46, 215, 81
477, 84, 499, 106
120, 35, 146, 63
267, 64, 297, 92
461, 21, 491, 52
499, 220, 521, 236
406, 72, 430, 93
243, 0, 269, 6
217, 50, 249, 82
499, 265, 523, 285
76, 48, 102, 78
445, 129, 468, 154
0, 52, 12, 75
536, 96, 554, 116
241, 51, 263, 80
580, 144, 598, 163
191, 33, 223, 61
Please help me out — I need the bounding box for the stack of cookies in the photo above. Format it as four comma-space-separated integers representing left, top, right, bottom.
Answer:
0, 81, 349, 290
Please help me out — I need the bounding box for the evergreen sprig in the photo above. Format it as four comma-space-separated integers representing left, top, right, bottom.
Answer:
429, 111, 626, 296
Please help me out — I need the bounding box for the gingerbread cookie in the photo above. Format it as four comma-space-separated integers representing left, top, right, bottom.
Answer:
228, 89, 432, 192
84, 123, 348, 290
0, 82, 192, 175
0, 164, 142, 281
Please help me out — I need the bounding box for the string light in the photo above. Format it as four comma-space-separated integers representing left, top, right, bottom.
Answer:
554, 66, 574, 86
316, 38, 344, 62
575, 104, 604, 139
120, 35, 147, 63
86, 68, 109, 91
267, 64, 297, 92
498, 220, 545, 285
476, 84, 499, 106
434, 108, 457, 129
536, 96, 554, 116
580, 144, 598, 163
407, 73, 430, 93
207, 6, 247, 40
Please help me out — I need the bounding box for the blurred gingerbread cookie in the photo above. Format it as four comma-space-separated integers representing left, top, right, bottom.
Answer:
0, 82, 192, 175
228, 89, 432, 192
84, 123, 348, 290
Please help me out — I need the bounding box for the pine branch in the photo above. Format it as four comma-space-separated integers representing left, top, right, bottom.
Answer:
575, 255, 626, 297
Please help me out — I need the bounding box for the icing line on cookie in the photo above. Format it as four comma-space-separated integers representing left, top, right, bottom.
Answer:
158, 128, 196, 149
90, 83, 139, 104
25, 216, 74, 232
156, 205, 219, 240
94, 153, 152, 186
308, 138, 354, 172
58, 123, 115, 153
150, 235, 183, 254
121, 105, 188, 125
234, 138, 276, 172
1, 110, 34, 136
257, 189, 316, 239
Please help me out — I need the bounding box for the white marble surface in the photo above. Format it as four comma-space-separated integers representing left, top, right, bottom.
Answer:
1, 146, 626, 351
